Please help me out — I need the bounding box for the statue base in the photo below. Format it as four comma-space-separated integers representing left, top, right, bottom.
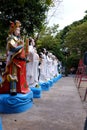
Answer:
39, 81, 50, 91
0, 91, 33, 114
30, 86, 42, 98
39, 74, 62, 90
0, 117, 2, 130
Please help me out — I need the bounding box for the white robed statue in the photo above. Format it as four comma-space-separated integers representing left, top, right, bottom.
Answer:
26, 38, 35, 86
33, 48, 39, 86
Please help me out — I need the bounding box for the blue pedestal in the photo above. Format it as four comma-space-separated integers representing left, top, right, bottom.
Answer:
48, 80, 53, 87
39, 81, 50, 91
53, 77, 57, 83
0, 91, 33, 114
0, 117, 2, 130
53, 74, 62, 83
30, 86, 42, 98
57, 74, 62, 81
39, 74, 62, 91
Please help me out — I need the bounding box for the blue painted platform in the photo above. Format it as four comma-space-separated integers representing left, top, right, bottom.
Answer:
0, 117, 2, 130
0, 91, 33, 114
30, 86, 42, 98
39, 74, 62, 91
39, 81, 50, 91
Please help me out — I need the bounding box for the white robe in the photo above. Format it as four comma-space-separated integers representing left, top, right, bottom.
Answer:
46, 56, 53, 80
53, 59, 59, 77
39, 53, 47, 82
33, 51, 39, 85
26, 45, 34, 86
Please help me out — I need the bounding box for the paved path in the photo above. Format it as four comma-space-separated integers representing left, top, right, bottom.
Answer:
1, 76, 86, 130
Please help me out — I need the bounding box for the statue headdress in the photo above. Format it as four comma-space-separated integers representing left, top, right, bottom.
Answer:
15, 20, 21, 28
9, 21, 15, 34
9, 20, 21, 35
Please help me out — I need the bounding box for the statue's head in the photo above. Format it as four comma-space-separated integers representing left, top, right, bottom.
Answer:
9, 20, 21, 37
29, 37, 35, 46
42, 48, 46, 54
15, 20, 21, 28
14, 20, 21, 37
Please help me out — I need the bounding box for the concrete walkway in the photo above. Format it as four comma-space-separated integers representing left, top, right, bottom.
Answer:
1, 76, 86, 130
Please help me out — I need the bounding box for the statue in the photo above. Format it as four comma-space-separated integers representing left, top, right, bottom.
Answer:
26, 38, 42, 98
26, 37, 35, 86
33, 48, 40, 86
39, 49, 47, 82
0, 20, 29, 95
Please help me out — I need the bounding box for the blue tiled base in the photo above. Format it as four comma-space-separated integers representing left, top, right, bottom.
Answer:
0, 117, 2, 130
0, 91, 33, 114
30, 86, 42, 98
39, 74, 62, 90
53, 74, 62, 83
48, 80, 54, 87
39, 81, 50, 91
57, 74, 62, 81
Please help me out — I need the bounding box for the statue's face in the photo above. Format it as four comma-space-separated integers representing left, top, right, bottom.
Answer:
14, 27, 20, 36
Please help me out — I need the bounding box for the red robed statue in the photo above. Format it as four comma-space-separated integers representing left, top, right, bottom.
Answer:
0, 20, 29, 95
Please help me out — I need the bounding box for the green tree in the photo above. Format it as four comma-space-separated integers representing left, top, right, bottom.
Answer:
59, 20, 87, 72
0, 0, 54, 48
64, 21, 87, 56
36, 24, 62, 60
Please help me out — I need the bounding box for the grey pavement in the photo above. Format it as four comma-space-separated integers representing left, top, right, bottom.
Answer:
1, 76, 87, 130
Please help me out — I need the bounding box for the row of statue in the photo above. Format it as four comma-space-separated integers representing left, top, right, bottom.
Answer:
26, 42, 59, 86
0, 20, 61, 95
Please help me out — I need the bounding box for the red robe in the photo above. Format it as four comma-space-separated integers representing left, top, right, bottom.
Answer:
0, 48, 29, 94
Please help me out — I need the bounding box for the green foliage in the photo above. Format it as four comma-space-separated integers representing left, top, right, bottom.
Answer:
64, 21, 87, 56
37, 10, 87, 72
0, 0, 54, 49
36, 24, 63, 61
67, 54, 80, 69
56, 12, 87, 71
0, 0, 48, 33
